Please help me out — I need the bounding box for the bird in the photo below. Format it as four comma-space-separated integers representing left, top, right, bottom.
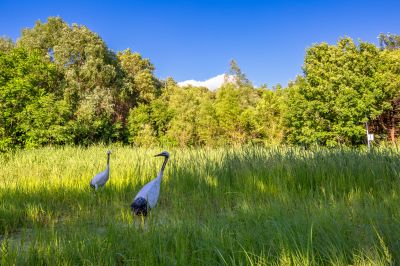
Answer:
90, 150, 112, 190
131, 151, 170, 216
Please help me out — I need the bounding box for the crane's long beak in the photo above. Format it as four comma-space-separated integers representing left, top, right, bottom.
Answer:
155, 153, 162, 157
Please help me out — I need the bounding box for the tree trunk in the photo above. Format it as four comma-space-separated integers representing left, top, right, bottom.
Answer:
389, 126, 396, 144
370, 98, 400, 145
389, 112, 397, 144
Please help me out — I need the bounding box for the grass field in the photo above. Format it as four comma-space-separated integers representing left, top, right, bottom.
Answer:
0, 146, 399, 265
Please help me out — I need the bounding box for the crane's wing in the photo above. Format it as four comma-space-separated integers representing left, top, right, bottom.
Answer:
134, 179, 156, 199
146, 180, 161, 208
134, 178, 161, 208
90, 168, 109, 187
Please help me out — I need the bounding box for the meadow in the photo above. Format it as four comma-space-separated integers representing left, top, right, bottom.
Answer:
0, 146, 399, 265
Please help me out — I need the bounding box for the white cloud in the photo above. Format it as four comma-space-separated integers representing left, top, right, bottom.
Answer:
178, 74, 234, 90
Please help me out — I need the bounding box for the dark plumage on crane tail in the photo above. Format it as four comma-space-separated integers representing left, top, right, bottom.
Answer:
131, 197, 149, 216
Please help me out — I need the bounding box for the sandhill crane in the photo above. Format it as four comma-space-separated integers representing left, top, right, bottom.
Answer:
131, 151, 169, 216
90, 150, 112, 190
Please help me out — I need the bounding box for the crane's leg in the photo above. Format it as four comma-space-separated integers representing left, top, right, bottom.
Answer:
140, 216, 145, 230
132, 215, 144, 231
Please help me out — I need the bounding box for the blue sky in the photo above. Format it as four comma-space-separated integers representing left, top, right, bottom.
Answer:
1, 0, 399, 87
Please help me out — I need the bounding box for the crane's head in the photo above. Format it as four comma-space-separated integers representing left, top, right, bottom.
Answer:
155, 151, 169, 158
107, 150, 112, 155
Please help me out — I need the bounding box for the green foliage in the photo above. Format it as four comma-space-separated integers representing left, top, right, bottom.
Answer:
118, 48, 159, 105
1, 16, 400, 148
72, 88, 117, 145
379, 33, 400, 50
215, 82, 259, 145
0, 36, 14, 53
19, 95, 72, 148
17, 16, 67, 55
127, 99, 172, 146
285, 38, 400, 146
17, 17, 125, 142
254, 87, 286, 144
18, 17, 119, 96
14, 17, 155, 146
127, 74, 286, 147
227, 59, 252, 87
0, 48, 67, 150
166, 85, 215, 146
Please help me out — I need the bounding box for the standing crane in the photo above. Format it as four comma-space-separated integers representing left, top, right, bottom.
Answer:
90, 150, 112, 190
131, 151, 169, 216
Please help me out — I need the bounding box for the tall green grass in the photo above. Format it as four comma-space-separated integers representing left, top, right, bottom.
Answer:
0, 146, 399, 265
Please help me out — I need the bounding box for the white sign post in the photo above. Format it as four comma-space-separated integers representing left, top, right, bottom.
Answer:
366, 122, 373, 151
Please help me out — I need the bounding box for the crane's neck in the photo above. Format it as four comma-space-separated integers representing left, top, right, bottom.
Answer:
157, 156, 169, 179
107, 153, 110, 167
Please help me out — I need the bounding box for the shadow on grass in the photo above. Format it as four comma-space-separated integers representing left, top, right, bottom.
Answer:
1, 148, 400, 264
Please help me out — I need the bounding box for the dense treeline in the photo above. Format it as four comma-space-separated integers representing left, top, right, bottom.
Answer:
0, 17, 399, 150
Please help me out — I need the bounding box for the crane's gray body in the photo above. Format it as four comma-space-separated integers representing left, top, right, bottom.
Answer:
134, 175, 161, 209
90, 150, 111, 190
131, 151, 169, 216
90, 167, 110, 190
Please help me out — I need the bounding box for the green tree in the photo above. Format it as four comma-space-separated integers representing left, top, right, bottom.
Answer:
116, 48, 160, 139
127, 98, 172, 146
0, 37, 14, 53
370, 47, 400, 143
17, 17, 67, 56
195, 90, 220, 146
19, 95, 72, 148
254, 86, 286, 144
225, 59, 252, 87
215, 82, 259, 145
379, 33, 400, 50
165, 85, 215, 146
118, 48, 159, 105
17, 17, 122, 144
285, 38, 399, 146
0, 48, 68, 150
